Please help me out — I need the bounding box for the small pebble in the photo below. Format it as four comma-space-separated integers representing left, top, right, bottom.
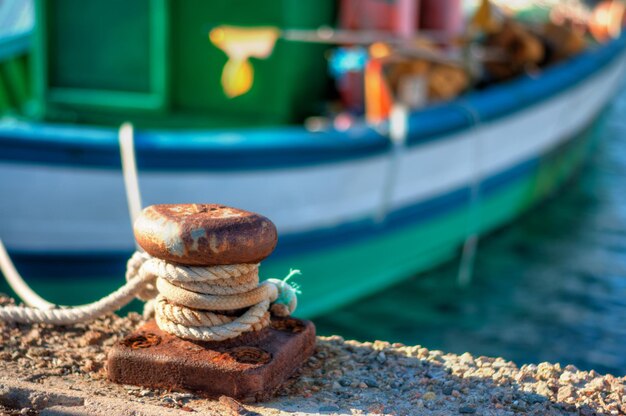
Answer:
364, 378, 379, 388
139, 389, 153, 397
459, 405, 476, 414
390, 380, 403, 389
423, 392, 437, 401
526, 392, 549, 404
338, 378, 352, 387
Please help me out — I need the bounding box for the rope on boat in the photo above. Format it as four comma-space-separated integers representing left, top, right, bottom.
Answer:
456, 102, 483, 287
0, 240, 299, 341
376, 103, 409, 222
118, 122, 143, 251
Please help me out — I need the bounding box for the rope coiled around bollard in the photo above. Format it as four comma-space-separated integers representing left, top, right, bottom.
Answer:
0, 251, 299, 342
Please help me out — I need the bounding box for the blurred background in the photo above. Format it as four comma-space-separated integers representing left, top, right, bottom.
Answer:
1, 0, 626, 376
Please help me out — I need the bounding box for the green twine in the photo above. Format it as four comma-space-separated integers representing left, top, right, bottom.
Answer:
268, 269, 302, 309
282, 269, 302, 294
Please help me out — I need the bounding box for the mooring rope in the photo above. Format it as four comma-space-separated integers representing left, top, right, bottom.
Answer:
128, 252, 299, 341
0, 240, 56, 310
0, 242, 299, 342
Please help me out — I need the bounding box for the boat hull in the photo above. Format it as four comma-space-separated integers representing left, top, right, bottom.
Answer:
1, 37, 626, 317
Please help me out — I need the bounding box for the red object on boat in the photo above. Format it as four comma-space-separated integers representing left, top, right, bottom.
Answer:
340, 0, 403, 33
337, 0, 463, 116
420, 0, 463, 37
337, 71, 364, 111
338, 0, 420, 112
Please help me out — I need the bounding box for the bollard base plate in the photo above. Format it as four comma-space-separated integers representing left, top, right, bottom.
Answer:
106, 317, 316, 402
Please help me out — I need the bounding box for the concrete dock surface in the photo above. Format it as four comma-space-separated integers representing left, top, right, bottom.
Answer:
1, 299, 625, 415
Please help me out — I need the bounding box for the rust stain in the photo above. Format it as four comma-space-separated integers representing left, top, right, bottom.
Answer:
270, 318, 306, 334
107, 320, 316, 401
121, 333, 161, 349
226, 346, 271, 365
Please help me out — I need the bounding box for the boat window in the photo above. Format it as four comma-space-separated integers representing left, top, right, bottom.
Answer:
34, 0, 168, 112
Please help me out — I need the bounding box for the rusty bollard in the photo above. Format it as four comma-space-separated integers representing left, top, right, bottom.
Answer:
106, 204, 316, 401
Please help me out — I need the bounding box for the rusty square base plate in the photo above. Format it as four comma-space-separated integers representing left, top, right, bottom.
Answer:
107, 317, 315, 401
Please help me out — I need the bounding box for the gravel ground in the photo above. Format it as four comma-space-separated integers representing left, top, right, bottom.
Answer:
1, 295, 626, 415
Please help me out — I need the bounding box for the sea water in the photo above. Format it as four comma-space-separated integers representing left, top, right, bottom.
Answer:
317, 89, 626, 376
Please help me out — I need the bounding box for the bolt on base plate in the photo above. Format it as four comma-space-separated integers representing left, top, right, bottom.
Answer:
106, 317, 316, 402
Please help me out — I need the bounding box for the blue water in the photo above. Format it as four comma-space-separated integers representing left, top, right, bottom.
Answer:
316, 89, 626, 376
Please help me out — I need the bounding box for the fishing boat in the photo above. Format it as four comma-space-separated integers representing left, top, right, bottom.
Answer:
1, 0, 626, 317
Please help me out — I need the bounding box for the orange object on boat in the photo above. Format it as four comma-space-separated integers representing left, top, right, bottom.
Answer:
209, 26, 279, 98
365, 58, 393, 124
470, 0, 502, 34
589, 0, 626, 43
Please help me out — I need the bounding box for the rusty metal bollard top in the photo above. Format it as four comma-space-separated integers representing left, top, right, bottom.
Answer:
133, 204, 278, 265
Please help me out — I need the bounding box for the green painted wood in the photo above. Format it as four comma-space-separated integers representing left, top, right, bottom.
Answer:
1, 57, 28, 108
31, 0, 47, 119
0, 55, 32, 114
0, 63, 12, 111
34, 0, 169, 114
32, 0, 334, 126
169, 0, 335, 124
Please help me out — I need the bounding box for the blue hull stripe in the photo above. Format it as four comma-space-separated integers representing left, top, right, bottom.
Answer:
7, 114, 597, 277
0, 36, 624, 171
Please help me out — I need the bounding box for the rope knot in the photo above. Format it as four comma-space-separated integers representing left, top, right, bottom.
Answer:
266, 269, 301, 317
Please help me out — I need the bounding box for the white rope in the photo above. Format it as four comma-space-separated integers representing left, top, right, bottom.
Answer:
119, 122, 143, 230
0, 239, 55, 310
375, 103, 409, 223
0, 268, 153, 325
456, 103, 483, 287
0, 246, 298, 342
